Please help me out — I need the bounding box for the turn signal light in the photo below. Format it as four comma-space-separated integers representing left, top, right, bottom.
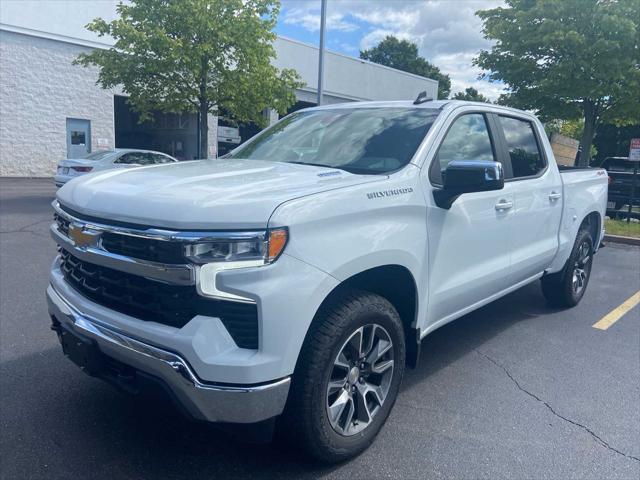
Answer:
268, 228, 288, 262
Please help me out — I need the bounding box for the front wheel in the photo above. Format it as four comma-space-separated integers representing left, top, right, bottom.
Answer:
541, 228, 594, 307
282, 290, 405, 463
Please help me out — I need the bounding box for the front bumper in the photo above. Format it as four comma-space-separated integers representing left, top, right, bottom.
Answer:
47, 284, 291, 424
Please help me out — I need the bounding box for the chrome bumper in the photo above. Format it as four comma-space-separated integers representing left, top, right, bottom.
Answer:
47, 284, 290, 424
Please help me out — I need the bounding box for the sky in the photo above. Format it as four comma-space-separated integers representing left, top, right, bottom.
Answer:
274, 0, 505, 100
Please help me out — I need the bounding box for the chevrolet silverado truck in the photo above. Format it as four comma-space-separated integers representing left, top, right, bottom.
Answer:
47, 99, 607, 462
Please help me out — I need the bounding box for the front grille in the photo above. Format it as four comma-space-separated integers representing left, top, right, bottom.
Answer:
60, 250, 259, 349
54, 212, 70, 236
100, 232, 185, 264
54, 213, 185, 264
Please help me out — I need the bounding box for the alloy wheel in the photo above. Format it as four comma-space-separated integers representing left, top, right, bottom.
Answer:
325, 324, 394, 436
572, 240, 591, 295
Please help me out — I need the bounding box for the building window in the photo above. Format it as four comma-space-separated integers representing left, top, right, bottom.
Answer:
71, 131, 86, 146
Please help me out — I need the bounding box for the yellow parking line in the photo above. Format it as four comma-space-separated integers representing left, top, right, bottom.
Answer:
592, 291, 640, 330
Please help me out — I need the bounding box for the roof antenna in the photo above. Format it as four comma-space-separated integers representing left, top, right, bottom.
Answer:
413, 91, 433, 105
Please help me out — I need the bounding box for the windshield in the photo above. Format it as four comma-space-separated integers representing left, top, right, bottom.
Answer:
83, 150, 115, 161
227, 107, 439, 174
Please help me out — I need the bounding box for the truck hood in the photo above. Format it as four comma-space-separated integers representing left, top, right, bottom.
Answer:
57, 159, 380, 229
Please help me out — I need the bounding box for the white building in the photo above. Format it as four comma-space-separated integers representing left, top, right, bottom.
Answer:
0, 1, 438, 177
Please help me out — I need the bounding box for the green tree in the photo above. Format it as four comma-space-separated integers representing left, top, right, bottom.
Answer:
452, 87, 489, 102
75, 0, 302, 158
475, 0, 640, 166
593, 123, 640, 164
360, 36, 451, 99
544, 119, 586, 141
545, 119, 598, 159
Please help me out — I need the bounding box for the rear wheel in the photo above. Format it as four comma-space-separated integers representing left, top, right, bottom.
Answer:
541, 228, 593, 307
283, 290, 405, 463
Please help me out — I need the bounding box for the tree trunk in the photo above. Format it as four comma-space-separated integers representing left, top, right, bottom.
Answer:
577, 100, 597, 166
199, 99, 208, 159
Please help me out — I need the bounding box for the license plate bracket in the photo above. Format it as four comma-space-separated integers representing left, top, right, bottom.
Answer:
57, 324, 105, 375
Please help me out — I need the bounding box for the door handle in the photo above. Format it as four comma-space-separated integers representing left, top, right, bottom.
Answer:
495, 199, 513, 211
549, 191, 562, 201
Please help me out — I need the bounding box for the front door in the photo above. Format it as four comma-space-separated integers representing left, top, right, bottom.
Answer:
66, 118, 91, 159
425, 112, 515, 326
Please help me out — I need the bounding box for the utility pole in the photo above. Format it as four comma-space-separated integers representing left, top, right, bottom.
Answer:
317, 0, 327, 106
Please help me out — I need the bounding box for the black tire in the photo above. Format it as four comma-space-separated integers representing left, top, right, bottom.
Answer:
282, 290, 405, 463
541, 228, 594, 307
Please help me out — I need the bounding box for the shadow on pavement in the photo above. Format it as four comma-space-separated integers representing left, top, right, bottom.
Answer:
0, 281, 559, 479
403, 281, 555, 390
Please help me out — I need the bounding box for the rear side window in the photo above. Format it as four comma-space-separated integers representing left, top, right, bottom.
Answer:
430, 113, 495, 184
117, 152, 146, 165
498, 116, 545, 178
151, 153, 175, 164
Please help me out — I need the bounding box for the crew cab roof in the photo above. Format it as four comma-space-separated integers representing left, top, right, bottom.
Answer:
301, 100, 535, 119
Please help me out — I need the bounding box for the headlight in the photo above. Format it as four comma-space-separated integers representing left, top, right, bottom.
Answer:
191, 228, 288, 302
184, 228, 288, 265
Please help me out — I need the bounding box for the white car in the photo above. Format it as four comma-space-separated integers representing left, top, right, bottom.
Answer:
47, 100, 607, 462
54, 149, 178, 187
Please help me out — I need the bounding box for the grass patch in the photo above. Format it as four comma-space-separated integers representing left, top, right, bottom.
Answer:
605, 218, 640, 238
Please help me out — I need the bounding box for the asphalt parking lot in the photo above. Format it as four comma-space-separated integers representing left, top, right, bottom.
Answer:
1, 178, 639, 480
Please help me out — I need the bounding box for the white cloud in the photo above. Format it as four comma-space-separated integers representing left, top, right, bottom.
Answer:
279, 0, 507, 100
352, 9, 419, 31
432, 52, 506, 99
360, 28, 421, 51
283, 8, 358, 32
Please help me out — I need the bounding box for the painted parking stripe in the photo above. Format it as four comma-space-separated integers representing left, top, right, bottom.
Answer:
592, 291, 640, 330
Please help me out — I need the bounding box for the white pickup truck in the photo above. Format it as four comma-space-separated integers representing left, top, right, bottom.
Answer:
47, 99, 607, 462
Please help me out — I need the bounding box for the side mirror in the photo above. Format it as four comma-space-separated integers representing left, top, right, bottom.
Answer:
433, 160, 504, 209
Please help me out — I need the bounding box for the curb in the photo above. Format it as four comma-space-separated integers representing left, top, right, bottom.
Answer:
604, 234, 640, 246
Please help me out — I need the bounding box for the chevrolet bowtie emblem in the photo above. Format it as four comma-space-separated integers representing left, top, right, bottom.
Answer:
68, 223, 101, 248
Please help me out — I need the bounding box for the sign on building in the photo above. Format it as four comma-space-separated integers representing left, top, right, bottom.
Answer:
217, 126, 241, 144
629, 138, 640, 162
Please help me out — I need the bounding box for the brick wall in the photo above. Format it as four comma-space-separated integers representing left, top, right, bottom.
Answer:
0, 31, 116, 176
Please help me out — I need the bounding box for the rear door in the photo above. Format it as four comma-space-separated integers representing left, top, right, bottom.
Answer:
493, 114, 563, 283
425, 111, 515, 325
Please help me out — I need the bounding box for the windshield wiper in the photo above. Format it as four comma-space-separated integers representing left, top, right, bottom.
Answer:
287, 161, 340, 169
287, 161, 374, 174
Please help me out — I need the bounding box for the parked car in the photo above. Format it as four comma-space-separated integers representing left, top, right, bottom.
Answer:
54, 149, 178, 187
47, 100, 607, 463
593, 156, 639, 213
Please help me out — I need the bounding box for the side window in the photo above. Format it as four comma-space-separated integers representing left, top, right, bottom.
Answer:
151, 153, 174, 164
116, 152, 145, 165
431, 113, 495, 184
498, 116, 545, 178
139, 153, 155, 166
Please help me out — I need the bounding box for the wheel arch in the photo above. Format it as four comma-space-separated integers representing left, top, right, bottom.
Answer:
580, 211, 602, 247
309, 264, 421, 368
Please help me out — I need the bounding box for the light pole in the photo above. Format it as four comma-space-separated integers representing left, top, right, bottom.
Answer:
317, 0, 327, 106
